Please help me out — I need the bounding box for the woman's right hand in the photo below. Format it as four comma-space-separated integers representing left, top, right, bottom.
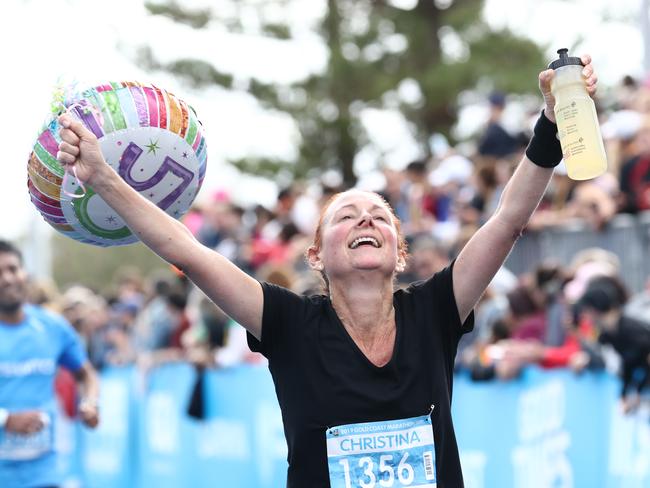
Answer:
57, 114, 110, 187
538, 53, 597, 124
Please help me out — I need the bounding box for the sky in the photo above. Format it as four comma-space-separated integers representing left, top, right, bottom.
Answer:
1, 0, 647, 242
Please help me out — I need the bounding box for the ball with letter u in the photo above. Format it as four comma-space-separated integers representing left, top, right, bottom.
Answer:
27, 82, 207, 247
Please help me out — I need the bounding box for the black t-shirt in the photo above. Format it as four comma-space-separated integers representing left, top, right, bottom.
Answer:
248, 264, 474, 487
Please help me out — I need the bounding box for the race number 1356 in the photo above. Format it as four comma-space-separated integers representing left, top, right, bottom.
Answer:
326, 414, 437, 488
338, 451, 436, 487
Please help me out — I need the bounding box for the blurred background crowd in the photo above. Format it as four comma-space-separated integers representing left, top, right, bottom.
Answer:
18, 71, 650, 419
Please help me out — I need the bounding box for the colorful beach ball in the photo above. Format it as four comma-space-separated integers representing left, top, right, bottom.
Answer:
27, 82, 207, 246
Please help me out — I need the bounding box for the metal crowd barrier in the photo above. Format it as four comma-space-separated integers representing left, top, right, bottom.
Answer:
506, 212, 650, 293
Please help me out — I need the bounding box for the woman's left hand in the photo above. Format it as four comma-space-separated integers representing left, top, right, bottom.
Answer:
539, 54, 597, 124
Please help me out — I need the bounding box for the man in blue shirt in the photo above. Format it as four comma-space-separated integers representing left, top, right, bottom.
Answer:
0, 240, 99, 488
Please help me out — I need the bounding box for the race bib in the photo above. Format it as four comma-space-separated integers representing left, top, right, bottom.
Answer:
0, 413, 53, 460
326, 414, 437, 488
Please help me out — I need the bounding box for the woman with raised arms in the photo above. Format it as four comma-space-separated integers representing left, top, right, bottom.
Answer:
56, 55, 598, 487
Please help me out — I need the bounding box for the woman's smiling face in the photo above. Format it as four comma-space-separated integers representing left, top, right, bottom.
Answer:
311, 190, 406, 280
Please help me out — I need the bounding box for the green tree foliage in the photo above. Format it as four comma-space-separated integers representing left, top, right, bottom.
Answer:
51, 234, 169, 292
140, 0, 547, 185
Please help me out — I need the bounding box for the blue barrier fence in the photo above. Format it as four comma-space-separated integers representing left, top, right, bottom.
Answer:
59, 365, 650, 488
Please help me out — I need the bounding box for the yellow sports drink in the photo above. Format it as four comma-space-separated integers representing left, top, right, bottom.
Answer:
549, 48, 607, 180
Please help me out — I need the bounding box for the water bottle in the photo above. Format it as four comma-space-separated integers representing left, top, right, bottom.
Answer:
549, 48, 607, 180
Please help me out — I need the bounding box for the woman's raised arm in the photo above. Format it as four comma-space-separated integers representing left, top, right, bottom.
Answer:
57, 114, 264, 339
453, 54, 597, 323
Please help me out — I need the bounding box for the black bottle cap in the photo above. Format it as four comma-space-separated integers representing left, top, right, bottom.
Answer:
548, 48, 584, 70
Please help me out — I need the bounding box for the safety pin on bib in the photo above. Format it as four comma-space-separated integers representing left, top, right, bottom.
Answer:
426, 404, 435, 422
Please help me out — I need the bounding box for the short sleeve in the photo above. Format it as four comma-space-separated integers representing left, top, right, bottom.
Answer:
405, 260, 474, 350
55, 315, 87, 372
439, 260, 475, 335
247, 282, 309, 359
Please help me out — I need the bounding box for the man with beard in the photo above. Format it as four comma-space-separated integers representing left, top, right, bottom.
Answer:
0, 240, 99, 488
